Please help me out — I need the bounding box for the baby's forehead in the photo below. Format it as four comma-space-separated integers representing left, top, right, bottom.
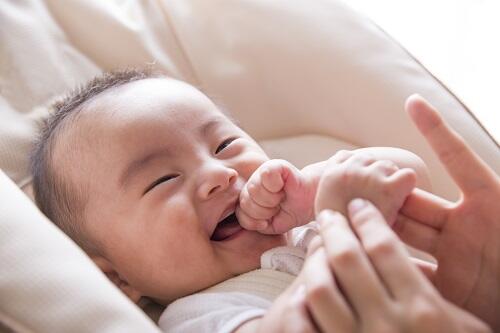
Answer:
62, 77, 240, 158
81, 78, 222, 126
68, 80, 235, 153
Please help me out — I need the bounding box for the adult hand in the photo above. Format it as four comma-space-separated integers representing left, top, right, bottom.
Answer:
303, 200, 490, 333
236, 274, 317, 333
394, 95, 500, 330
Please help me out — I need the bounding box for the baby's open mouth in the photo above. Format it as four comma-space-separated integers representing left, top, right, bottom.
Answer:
210, 212, 242, 241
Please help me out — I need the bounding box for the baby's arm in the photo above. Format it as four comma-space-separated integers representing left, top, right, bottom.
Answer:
315, 147, 430, 225
303, 147, 431, 193
237, 147, 430, 234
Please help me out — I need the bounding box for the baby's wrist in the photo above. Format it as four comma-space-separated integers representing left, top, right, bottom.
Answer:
300, 162, 325, 223
302, 178, 317, 224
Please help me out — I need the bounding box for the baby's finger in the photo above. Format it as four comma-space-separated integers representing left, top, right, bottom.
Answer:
345, 152, 377, 167
266, 209, 299, 234
328, 150, 355, 165
260, 162, 286, 193
246, 180, 284, 208
239, 189, 280, 220
386, 167, 417, 190
367, 160, 399, 176
235, 206, 268, 231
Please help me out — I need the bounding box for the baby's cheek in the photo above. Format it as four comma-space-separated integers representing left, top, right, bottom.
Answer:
237, 152, 269, 180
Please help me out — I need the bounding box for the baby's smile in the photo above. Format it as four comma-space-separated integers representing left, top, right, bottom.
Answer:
209, 190, 245, 242
211, 211, 242, 241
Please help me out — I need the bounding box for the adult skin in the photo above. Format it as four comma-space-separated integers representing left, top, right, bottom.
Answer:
240, 95, 498, 332
394, 95, 500, 330
304, 201, 490, 333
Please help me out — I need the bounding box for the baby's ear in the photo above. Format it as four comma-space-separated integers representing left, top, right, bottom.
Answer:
91, 256, 142, 303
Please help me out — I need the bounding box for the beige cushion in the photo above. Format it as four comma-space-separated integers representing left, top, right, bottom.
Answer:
0, 0, 498, 331
0, 171, 161, 332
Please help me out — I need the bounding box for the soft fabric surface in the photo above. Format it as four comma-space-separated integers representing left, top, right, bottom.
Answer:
0, 0, 498, 331
0, 171, 161, 332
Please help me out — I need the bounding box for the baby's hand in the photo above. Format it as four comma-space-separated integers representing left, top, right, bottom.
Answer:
315, 151, 417, 225
236, 159, 315, 234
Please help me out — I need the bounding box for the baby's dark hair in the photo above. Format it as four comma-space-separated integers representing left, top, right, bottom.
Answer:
31, 68, 159, 253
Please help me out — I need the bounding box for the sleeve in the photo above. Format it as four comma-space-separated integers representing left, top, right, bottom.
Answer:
158, 291, 272, 333
291, 221, 319, 250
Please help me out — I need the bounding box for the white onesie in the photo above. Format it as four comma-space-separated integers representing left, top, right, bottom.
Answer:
158, 223, 318, 333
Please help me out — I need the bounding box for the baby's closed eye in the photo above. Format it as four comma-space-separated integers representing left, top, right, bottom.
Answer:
145, 174, 179, 194
215, 137, 237, 154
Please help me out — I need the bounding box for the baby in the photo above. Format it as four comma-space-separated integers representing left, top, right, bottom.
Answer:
31, 69, 429, 332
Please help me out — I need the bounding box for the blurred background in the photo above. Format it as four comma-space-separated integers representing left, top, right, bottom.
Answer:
348, 0, 500, 143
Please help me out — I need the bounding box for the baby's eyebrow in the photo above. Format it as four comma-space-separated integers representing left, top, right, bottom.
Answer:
199, 116, 225, 137
119, 148, 172, 189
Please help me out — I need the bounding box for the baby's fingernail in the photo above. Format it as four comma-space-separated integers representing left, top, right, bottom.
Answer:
257, 221, 268, 230
348, 198, 367, 214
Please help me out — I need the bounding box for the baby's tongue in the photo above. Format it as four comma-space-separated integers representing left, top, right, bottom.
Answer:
212, 214, 241, 241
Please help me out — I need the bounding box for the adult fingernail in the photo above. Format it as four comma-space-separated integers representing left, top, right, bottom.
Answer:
317, 209, 335, 225
348, 198, 367, 214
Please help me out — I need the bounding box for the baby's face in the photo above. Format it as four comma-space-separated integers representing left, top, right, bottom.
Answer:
69, 78, 286, 303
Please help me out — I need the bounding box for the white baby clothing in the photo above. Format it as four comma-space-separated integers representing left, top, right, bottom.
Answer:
158, 223, 318, 333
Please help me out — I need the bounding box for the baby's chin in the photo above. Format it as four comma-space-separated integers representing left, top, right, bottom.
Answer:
222, 230, 287, 271
147, 233, 286, 305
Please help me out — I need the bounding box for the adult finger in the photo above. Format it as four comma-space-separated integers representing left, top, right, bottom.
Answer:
306, 234, 323, 257
393, 213, 440, 255
410, 257, 437, 281
400, 188, 452, 229
317, 209, 389, 316
261, 280, 319, 333
406, 94, 498, 195
347, 199, 430, 300
304, 248, 355, 333
284, 285, 319, 333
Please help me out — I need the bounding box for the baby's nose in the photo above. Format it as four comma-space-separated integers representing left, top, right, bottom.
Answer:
197, 163, 238, 199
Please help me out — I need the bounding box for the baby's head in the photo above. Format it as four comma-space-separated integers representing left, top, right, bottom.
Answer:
31, 69, 286, 304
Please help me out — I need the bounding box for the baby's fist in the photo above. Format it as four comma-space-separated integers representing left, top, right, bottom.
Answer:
236, 159, 314, 234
